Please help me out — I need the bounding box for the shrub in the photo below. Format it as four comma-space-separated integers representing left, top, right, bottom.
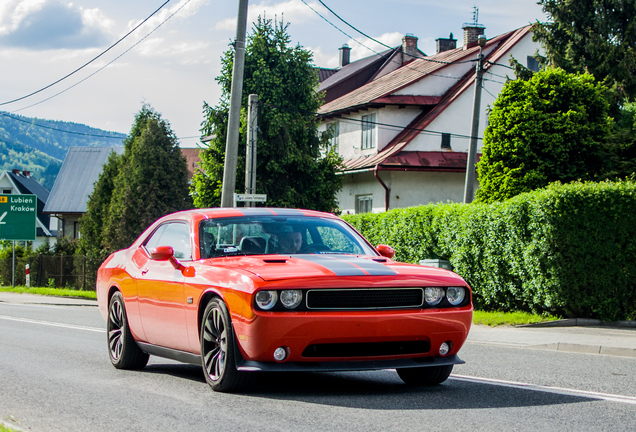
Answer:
343, 180, 636, 321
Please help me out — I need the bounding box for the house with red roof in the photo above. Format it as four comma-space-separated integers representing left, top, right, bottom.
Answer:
317, 23, 540, 214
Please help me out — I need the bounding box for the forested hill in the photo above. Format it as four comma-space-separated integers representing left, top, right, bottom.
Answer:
0, 112, 125, 190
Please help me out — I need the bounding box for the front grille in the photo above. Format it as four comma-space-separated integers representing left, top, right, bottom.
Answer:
306, 288, 423, 310
302, 341, 430, 358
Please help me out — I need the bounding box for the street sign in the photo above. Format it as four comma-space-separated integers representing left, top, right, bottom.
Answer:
0, 194, 37, 241
233, 193, 267, 207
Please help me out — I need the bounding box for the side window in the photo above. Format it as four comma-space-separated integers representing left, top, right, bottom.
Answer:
356, 195, 373, 214
144, 222, 192, 260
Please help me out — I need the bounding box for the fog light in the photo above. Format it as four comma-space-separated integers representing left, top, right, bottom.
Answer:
439, 342, 451, 356
273, 347, 288, 361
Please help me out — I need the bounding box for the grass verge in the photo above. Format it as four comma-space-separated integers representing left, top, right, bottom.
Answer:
473, 310, 560, 326
0, 286, 96, 300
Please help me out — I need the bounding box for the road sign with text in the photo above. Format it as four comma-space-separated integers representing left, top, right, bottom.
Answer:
0, 194, 37, 241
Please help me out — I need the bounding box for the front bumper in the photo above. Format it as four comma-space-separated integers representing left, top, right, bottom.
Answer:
236, 353, 464, 372
232, 307, 472, 365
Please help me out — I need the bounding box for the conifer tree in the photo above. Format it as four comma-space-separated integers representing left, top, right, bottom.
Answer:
191, 17, 342, 211
103, 105, 193, 251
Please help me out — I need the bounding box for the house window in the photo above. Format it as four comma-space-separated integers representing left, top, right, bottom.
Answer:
2, 189, 11, 194
356, 195, 373, 214
328, 121, 339, 152
527, 56, 539, 72
361, 114, 376, 150
441, 133, 451, 150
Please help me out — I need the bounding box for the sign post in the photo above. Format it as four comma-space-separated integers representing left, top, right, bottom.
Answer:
0, 194, 37, 287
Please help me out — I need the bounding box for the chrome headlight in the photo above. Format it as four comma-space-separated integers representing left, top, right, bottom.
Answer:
255, 290, 278, 310
424, 287, 444, 306
280, 290, 303, 309
446, 287, 466, 306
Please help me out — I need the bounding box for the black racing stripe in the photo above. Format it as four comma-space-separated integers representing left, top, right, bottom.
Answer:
338, 256, 398, 276
298, 255, 397, 276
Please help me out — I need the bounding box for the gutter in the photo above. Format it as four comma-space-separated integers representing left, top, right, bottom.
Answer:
374, 166, 390, 212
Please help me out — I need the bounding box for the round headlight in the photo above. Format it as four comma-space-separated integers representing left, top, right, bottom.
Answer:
280, 290, 303, 309
446, 287, 466, 306
425, 287, 444, 306
255, 290, 278, 310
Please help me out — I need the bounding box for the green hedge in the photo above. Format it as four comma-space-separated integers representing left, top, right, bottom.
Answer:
343, 181, 636, 321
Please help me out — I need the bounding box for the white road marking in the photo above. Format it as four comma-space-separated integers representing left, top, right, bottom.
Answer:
451, 374, 636, 405
0, 314, 105, 333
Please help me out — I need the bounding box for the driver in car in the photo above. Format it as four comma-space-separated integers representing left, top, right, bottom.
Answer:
278, 231, 303, 253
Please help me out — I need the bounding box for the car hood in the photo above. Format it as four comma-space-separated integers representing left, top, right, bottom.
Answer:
209, 254, 464, 283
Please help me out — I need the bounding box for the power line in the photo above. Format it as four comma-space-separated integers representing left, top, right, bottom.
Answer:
11, 0, 192, 114
0, 0, 173, 107
0, 112, 125, 139
314, 0, 472, 66
261, 101, 482, 141
300, 0, 471, 84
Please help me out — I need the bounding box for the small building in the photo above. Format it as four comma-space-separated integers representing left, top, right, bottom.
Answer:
44, 146, 200, 239
317, 24, 541, 213
43, 146, 125, 239
0, 169, 55, 248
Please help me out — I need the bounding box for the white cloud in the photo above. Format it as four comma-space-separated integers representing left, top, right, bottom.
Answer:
0, 0, 112, 50
216, 0, 319, 31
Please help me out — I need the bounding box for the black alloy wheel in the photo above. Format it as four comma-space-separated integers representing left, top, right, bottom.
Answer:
107, 291, 149, 369
200, 298, 251, 392
396, 364, 454, 386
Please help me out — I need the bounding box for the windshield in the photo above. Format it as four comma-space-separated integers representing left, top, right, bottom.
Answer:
199, 215, 377, 259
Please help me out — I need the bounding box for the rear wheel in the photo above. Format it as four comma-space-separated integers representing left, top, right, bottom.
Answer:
397, 365, 453, 386
200, 299, 251, 392
107, 291, 149, 369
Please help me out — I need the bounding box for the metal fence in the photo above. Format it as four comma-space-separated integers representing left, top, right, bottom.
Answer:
0, 255, 102, 290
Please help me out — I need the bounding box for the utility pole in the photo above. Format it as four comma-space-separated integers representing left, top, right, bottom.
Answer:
220, 0, 249, 207
463, 35, 487, 204
245, 94, 258, 207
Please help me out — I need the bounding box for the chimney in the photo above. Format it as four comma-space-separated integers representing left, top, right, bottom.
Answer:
402, 34, 419, 63
12, 169, 20, 175
23, 170, 31, 178
436, 33, 457, 54
462, 23, 486, 49
339, 44, 351, 68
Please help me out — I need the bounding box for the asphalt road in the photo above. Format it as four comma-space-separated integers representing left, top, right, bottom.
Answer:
1, 296, 635, 432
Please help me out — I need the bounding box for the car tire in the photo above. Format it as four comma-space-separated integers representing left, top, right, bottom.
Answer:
396, 364, 453, 386
200, 298, 252, 392
107, 291, 149, 370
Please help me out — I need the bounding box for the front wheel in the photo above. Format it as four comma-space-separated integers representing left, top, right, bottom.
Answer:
200, 299, 252, 392
107, 291, 149, 369
396, 364, 453, 386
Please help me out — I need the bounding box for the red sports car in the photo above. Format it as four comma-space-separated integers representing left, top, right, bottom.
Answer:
96, 208, 472, 392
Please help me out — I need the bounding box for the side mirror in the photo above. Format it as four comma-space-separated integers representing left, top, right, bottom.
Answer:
376, 244, 395, 259
150, 246, 195, 277
150, 245, 174, 261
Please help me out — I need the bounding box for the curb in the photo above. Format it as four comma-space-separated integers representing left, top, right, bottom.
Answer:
529, 342, 636, 358
516, 318, 636, 329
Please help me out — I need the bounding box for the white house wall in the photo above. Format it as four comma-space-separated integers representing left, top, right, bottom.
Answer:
404, 32, 540, 154
337, 170, 479, 214
320, 106, 422, 160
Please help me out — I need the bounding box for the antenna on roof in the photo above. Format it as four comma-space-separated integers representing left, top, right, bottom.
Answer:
472, 6, 479, 25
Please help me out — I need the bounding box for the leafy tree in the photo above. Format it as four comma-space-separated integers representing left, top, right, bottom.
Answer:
102, 105, 193, 251
533, 0, 636, 103
600, 102, 636, 179
192, 17, 342, 211
77, 150, 121, 260
476, 68, 612, 203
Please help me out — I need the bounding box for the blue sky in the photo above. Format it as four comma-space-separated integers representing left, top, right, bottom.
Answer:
0, 0, 546, 146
